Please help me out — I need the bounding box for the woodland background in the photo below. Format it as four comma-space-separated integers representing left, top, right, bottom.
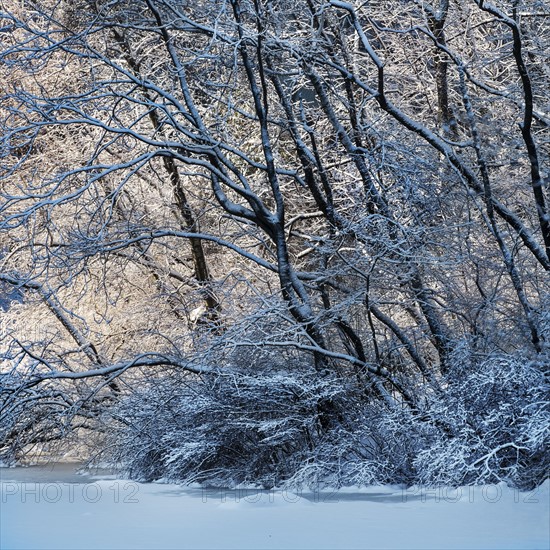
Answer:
0, 0, 548, 489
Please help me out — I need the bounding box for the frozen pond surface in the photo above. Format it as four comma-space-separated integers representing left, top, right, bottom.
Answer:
1, 463, 548, 549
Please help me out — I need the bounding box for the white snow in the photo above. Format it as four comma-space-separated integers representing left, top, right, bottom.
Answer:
1, 464, 548, 550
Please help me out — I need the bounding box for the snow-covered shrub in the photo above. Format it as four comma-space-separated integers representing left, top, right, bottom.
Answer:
414, 354, 549, 489
0, 365, 71, 464
103, 357, 362, 488
283, 403, 437, 488
98, 322, 547, 490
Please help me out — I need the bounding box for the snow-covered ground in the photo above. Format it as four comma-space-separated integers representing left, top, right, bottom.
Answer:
1, 464, 548, 550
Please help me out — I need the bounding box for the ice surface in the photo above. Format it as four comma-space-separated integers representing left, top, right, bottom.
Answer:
1, 464, 548, 549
